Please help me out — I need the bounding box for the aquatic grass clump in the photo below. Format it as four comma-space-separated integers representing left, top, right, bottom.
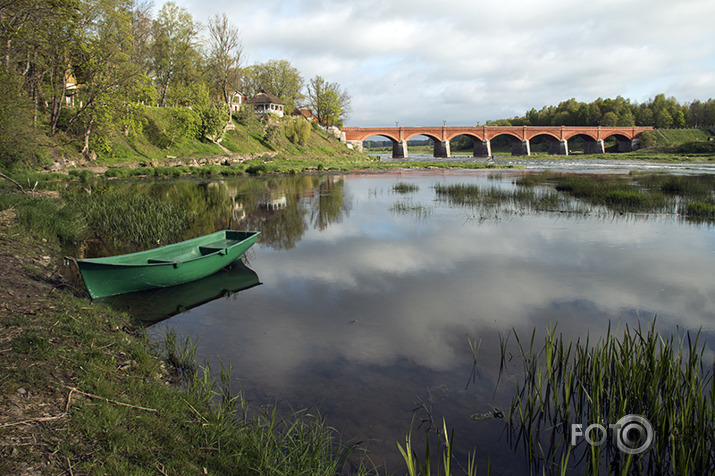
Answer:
390, 200, 433, 218
393, 182, 420, 194
434, 182, 564, 213
503, 322, 715, 474
398, 418, 477, 476
66, 189, 191, 248
683, 200, 715, 222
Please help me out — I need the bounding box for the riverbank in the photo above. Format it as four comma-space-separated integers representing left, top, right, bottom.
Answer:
0, 199, 374, 474
2, 157, 715, 474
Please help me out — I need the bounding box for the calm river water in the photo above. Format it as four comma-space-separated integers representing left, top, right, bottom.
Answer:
101, 167, 715, 473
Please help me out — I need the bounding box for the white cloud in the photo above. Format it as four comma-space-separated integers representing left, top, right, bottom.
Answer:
170, 0, 715, 125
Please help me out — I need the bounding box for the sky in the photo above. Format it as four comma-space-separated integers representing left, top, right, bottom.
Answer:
167, 0, 715, 127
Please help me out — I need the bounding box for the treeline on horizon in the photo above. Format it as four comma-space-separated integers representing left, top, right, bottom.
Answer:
0, 0, 350, 169
488, 95, 715, 129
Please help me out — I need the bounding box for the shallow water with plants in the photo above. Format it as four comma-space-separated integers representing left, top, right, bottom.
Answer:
75, 169, 715, 473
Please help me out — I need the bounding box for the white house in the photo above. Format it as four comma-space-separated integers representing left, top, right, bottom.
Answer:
246, 91, 285, 117
229, 91, 247, 113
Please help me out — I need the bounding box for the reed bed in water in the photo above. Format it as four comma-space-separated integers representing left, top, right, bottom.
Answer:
65, 189, 191, 248
433, 182, 584, 215
516, 173, 715, 222
502, 322, 715, 474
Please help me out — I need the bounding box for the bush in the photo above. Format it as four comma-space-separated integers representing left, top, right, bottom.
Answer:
285, 117, 311, 145
246, 163, 267, 175
676, 141, 715, 154
639, 130, 657, 149
232, 107, 252, 126
197, 102, 228, 141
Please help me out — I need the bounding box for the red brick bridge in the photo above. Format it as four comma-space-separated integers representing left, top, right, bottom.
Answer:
341, 125, 654, 158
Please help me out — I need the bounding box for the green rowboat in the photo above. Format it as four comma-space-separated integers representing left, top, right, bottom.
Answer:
75, 230, 260, 299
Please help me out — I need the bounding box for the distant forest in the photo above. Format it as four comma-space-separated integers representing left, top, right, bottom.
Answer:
487, 94, 715, 129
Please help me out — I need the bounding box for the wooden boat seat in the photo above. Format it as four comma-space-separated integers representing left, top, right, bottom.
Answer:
199, 239, 237, 255
147, 258, 178, 264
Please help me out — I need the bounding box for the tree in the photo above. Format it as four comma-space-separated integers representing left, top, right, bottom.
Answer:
616, 109, 635, 127
0, 70, 41, 168
285, 116, 311, 145
600, 111, 618, 127
307, 75, 351, 128
655, 109, 674, 129
20, 0, 84, 135
151, 2, 200, 107
243, 59, 303, 113
206, 12, 243, 109
64, 0, 149, 157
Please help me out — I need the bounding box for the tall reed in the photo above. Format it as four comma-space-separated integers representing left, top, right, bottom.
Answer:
66, 189, 191, 249
503, 321, 715, 474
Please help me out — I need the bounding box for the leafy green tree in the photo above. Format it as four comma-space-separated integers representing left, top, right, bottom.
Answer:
616, 109, 635, 127
655, 109, 674, 129
0, 71, 41, 168
151, 2, 200, 107
30, 0, 83, 135
197, 101, 228, 141
601, 111, 618, 127
243, 59, 304, 113
635, 105, 654, 126
307, 75, 350, 128
165, 107, 199, 148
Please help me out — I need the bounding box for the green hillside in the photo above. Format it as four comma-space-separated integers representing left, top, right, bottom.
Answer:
91, 108, 361, 166
638, 128, 715, 154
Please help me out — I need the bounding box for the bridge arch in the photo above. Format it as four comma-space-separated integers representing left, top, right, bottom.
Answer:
357, 134, 405, 158
528, 132, 569, 155
599, 131, 640, 152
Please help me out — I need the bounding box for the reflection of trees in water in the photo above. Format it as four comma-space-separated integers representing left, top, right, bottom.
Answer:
101, 175, 352, 252
228, 175, 350, 249
309, 176, 350, 231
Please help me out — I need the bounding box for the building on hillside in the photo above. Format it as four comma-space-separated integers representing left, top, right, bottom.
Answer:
291, 108, 317, 122
65, 74, 82, 107
229, 91, 248, 113
246, 91, 285, 117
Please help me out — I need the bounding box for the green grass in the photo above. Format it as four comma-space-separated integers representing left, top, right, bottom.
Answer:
97, 109, 365, 165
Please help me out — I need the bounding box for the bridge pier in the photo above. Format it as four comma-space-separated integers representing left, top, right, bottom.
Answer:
474, 140, 491, 158
548, 139, 569, 155
434, 140, 450, 158
393, 140, 408, 159
584, 139, 605, 155
512, 139, 531, 156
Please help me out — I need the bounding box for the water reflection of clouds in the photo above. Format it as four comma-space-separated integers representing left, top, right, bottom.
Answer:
149, 173, 715, 469
178, 194, 715, 393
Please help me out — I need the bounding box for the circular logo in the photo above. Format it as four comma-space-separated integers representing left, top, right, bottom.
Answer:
615, 414, 654, 454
